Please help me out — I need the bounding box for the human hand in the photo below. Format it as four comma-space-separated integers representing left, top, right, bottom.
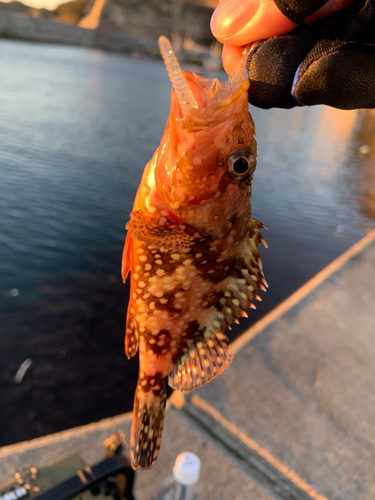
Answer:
211, 0, 375, 109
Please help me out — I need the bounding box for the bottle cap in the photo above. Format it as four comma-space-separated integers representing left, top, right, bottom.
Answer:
173, 452, 201, 486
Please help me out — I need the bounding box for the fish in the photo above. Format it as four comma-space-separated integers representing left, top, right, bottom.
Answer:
122, 37, 267, 470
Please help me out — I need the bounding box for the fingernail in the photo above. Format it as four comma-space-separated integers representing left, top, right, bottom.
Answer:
211, 0, 259, 39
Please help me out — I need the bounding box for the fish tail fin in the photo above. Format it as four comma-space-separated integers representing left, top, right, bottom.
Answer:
130, 379, 167, 469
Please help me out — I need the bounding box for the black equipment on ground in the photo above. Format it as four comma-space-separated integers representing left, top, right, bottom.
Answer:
0, 432, 135, 500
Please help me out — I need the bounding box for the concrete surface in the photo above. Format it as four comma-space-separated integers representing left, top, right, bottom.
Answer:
186, 232, 375, 500
135, 407, 275, 500
1, 230, 375, 500
0, 406, 274, 500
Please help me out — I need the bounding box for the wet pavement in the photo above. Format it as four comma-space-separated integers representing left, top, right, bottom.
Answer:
1, 229, 375, 500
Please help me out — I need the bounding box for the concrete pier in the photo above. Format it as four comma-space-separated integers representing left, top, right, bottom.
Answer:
0, 12, 207, 64
0, 12, 160, 56
1, 229, 375, 500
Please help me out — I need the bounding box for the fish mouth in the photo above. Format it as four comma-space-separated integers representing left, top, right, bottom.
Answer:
189, 78, 250, 119
158, 36, 249, 119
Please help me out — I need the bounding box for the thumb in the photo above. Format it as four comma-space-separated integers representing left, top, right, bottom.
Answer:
211, 0, 297, 46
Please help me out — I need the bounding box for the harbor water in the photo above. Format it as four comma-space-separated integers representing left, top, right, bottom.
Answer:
0, 39, 374, 446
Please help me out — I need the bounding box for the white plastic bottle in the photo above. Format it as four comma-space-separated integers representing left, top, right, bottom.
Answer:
155, 452, 201, 500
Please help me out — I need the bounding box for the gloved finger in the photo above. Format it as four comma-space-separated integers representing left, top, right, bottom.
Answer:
273, 0, 350, 24
244, 0, 374, 108
315, 0, 374, 44
292, 40, 375, 108
211, 0, 297, 46
245, 25, 315, 108
303, 0, 355, 24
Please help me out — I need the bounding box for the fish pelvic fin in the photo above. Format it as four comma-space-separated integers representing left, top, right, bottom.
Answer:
127, 209, 192, 251
169, 332, 232, 391
169, 218, 266, 392
131, 379, 167, 470
125, 302, 138, 358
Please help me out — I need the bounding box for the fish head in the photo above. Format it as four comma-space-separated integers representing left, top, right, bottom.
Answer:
155, 65, 257, 239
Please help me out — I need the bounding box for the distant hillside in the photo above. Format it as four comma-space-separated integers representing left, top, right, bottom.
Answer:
0, 0, 219, 47
0, 0, 218, 18
0, 1, 29, 12
80, 0, 216, 45
191, 0, 219, 6
52, 0, 90, 24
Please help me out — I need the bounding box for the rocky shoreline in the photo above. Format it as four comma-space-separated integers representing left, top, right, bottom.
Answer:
0, 11, 219, 66
0, 12, 157, 54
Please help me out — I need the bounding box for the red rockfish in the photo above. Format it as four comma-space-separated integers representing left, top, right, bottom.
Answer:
122, 37, 267, 469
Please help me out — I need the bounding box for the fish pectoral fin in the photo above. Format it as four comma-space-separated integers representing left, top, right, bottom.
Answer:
169, 333, 232, 392
131, 380, 167, 469
127, 209, 192, 251
125, 304, 139, 358
122, 227, 134, 282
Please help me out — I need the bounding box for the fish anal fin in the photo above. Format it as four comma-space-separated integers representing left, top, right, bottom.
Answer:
125, 302, 138, 359
128, 209, 192, 251
131, 381, 167, 469
169, 334, 232, 392
122, 228, 134, 283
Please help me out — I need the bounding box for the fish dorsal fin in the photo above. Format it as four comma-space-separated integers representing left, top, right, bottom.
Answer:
127, 209, 192, 251
169, 332, 232, 391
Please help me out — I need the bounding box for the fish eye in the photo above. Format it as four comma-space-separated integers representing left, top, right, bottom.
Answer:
227, 147, 256, 182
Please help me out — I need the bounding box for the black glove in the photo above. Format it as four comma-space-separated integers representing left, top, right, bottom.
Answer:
274, 0, 334, 24
246, 0, 375, 109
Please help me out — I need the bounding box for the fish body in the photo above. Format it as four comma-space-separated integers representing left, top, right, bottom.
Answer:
122, 44, 266, 470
